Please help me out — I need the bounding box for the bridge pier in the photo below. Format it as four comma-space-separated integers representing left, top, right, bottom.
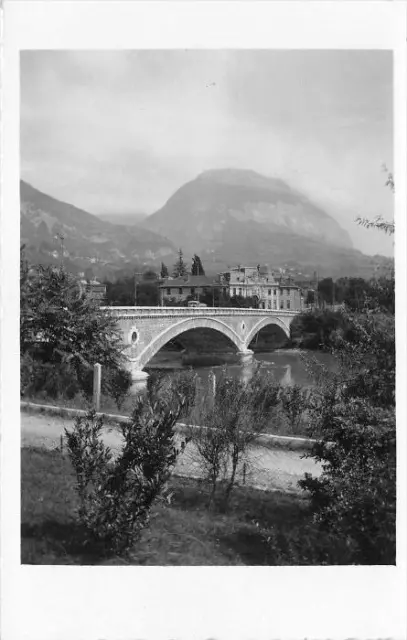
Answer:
127, 360, 149, 394
236, 348, 254, 364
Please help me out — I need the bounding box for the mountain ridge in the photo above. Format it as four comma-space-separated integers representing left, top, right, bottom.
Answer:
143, 168, 354, 251
20, 180, 177, 279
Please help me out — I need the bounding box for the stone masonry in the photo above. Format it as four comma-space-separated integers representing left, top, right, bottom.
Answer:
104, 306, 299, 388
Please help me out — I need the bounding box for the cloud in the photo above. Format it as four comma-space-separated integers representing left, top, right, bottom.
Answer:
20, 50, 394, 256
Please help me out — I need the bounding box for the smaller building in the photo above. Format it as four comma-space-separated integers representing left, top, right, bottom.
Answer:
79, 279, 106, 304
159, 275, 221, 305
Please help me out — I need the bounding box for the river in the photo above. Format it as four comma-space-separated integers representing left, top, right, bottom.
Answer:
146, 348, 338, 391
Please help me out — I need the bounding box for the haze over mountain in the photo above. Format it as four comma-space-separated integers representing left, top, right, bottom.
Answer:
20, 175, 392, 281
21, 50, 394, 258
142, 169, 392, 279
96, 212, 148, 226
20, 180, 176, 279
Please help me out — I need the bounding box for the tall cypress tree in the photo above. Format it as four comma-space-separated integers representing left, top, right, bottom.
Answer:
172, 249, 188, 277
160, 262, 169, 279
191, 254, 205, 276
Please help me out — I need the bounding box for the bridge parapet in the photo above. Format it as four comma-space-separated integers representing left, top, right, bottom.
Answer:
102, 306, 300, 319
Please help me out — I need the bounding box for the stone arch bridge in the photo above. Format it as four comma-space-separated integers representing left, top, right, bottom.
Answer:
104, 306, 299, 388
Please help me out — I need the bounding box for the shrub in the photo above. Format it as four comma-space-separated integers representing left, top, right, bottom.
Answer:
299, 307, 396, 564
65, 371, 197, 556
101, 367, 132, 409
299, 400, 396, 564
278, 384, 310, 434
191, 368, 281, 507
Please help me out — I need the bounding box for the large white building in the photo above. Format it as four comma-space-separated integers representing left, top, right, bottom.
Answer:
219, 265, 303, 311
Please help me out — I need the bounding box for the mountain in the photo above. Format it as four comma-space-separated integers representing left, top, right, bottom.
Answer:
20, 181, 176, 278
96, 212, 148, 226
142, 169, 392, 278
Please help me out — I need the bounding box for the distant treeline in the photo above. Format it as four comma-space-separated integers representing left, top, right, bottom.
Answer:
309, 275, 394, 314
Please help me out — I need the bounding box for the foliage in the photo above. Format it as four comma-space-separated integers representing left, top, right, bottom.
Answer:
299, 400, 395, 564
172, 248, 188, 278
278, 384, 310, 433
21, 257, 123, 368
104, 274, 159, 306
64, 371, 197, 556
299, 306, 396, 564
316, 275, 395, 313
356, 167, 395, 236
290, 308, 348, 349
191, 254, 205, 276
104, 276, 135, 306
101, 367, 133, 409
191, 368, 281, 507
160, 262, 169, 279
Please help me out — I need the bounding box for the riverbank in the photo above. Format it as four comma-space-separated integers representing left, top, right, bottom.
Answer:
21, 446, 328, 565
21, 410, 321, 490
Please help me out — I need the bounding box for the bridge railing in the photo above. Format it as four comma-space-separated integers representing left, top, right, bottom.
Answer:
101, 306, 301, 317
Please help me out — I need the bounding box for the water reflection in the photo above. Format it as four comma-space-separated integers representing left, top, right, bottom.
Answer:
147, 349, 337, 392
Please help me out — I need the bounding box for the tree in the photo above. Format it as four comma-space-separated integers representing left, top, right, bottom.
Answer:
65, 371, 197, 556
172, 249, 188, 278
191, 254, 205, 276
160, 262, 169, 279
20, 251, 127, 397
299, 308, 396, 563
317, 278, 334, 305
142, 269, 158, 282
356, 167, 395, 235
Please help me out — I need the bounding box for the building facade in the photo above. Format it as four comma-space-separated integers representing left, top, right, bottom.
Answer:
159, 266, 303, 310
159, 275, 223, 305
219, 265, 303, 310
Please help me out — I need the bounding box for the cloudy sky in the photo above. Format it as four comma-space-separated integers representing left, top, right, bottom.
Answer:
21, 50, 393, 256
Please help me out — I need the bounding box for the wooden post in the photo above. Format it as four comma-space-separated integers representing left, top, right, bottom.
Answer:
93, 363, 102, 412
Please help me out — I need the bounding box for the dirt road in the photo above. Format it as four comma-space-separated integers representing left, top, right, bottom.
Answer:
21, 412, 322, 493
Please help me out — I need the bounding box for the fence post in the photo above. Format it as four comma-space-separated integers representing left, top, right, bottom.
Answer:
93, 363, 102, 412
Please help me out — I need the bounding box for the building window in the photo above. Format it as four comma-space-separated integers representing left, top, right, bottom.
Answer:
233, 287, 236, 296
287, 300, 291, 309
268, 301, 272, 309
273, 289, 277, 295
178, 288, 183, 295
273, 300, 277, 309
280, 300, 284, 309
268, 289, 271, 296
239, 288, 242, 296
191, 287, 195, 296
166, 288, 171, 296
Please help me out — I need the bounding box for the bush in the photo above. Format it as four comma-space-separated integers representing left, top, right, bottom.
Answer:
191, 368, 281, 507
299, 307, 396, 564
64, 371, 197, 556
278, 384, 310, 434
101, 367, 132, 409
299, 400, 396, 564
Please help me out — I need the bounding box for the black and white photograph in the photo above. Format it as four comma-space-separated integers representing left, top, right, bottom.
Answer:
18, 46, 397, 566
1, 2, 406, 639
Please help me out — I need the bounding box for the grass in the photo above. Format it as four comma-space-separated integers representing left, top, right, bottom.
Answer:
21, 446, 335, 566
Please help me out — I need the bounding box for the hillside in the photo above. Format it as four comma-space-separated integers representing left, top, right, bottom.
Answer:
142, 169, 392, 278
96, 212, 148, 226
20, 181, 176, 279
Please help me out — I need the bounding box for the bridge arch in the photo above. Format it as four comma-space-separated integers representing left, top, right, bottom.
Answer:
135, 317, 245, 370
244, 316, 290, 349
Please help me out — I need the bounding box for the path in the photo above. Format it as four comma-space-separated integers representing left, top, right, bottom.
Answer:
21, 412, 321, 493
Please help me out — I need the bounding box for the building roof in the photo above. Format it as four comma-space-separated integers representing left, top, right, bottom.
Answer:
160, 275, 219, 288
